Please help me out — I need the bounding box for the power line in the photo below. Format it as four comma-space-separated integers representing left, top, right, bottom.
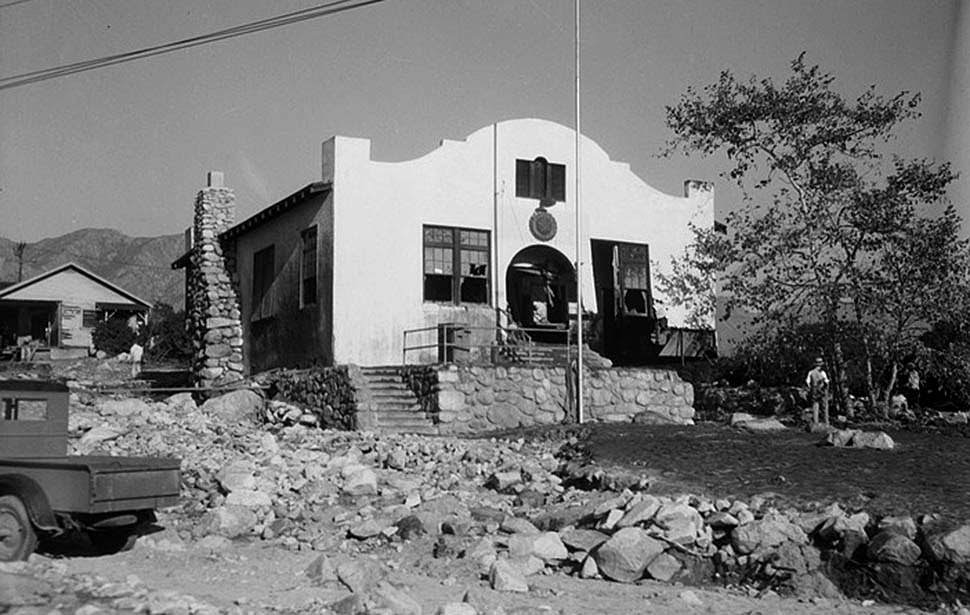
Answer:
0, 0, 386, 91
0, 0, 35, 10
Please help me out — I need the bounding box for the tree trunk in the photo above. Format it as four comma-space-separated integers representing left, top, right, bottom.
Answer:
862, 335, 876, 415
831, 341, 850, 419
882, 361, 899, 414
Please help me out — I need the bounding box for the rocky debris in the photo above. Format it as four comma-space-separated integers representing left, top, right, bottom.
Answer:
25, 368, 964, 611
730, 413, 788, 432
820, 429, 895, 450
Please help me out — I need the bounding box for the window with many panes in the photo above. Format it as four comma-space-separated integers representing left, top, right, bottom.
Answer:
300, 225, 317, 308
515, 157, 566, 202
618, 243, 651, 315
423, 226, 490, 304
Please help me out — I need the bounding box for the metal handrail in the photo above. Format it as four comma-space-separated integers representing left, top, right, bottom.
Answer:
402, 321, 572, 365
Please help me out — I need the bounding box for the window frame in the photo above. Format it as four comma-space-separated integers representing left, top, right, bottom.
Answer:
515, 157, 566, 202
422, 225, 491, 306
252, 244, 276, 320
300, 225, 318, 309
616, 241, 653, 317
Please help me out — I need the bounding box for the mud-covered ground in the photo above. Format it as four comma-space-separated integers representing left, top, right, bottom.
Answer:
572, 423, 970, 522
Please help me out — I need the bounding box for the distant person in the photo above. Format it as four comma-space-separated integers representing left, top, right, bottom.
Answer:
806, 357, 830, 425
129, 335, 145, 378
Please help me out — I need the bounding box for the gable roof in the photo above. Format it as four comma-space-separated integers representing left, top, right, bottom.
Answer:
0, 262, 152, 309
171, 181, 330, 270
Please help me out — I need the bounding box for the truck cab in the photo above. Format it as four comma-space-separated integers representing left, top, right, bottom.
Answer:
0, 380, 181, 560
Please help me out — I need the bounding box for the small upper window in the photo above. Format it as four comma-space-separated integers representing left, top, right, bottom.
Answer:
516, 157, 566, 203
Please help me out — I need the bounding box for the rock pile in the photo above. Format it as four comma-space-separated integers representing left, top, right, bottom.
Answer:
60, 383, 970, 610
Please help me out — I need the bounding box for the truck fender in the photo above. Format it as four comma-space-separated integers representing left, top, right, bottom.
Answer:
0, 474, 60, 533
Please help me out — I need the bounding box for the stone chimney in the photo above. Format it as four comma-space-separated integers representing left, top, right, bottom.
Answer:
186, 172, 245, 389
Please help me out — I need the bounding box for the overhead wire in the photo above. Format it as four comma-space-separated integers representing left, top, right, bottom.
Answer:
0, 0, 35, 9
0, 0, 386, 91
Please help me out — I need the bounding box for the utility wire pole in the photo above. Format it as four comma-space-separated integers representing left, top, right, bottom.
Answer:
14, 242, 26, 282
574, 0, 584, 424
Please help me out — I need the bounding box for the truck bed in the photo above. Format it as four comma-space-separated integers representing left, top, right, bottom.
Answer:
0, 455, 182, 514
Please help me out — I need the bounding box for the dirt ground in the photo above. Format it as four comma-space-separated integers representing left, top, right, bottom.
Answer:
3, 359, 964, 614
577, 423, 970, 522
58, 528, 931, 615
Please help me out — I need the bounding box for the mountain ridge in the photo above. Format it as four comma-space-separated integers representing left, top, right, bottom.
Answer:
0, 228, 186, 308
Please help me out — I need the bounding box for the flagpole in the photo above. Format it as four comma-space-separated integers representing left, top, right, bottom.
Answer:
574, 0, 584, 424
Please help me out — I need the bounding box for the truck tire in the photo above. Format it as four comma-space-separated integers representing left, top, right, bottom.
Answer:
0, 495, 38, 561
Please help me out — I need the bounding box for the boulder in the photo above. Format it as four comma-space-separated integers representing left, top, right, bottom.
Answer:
737, 417, 787, 432
77, 425, 126, 453
343, 466, 378, 496
592, 527, 665, 583
224, 489, 272, 509
851, 431, 895, 450
868, 531, 922, 566
201, 505, 257, 538
98, 398, 151, 417
645, 552, 682, 582
216, 461, 256, 493
500, 516, 540, 535
531, 532, 568, 563
200, 389, 263, 423
372, 581, 422, 615
926, 524, 970, 564
559, 528, 610, 553
617, 495, 661, 528
653, 502, 703, 544
489, 559, 528, 592
822, 429, 860, 447
732, 516, 808, 555
336, 558, 385, 593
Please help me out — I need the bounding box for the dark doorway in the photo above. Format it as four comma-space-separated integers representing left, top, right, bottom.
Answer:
590, 239, 660, 364
505, 245, 575, 343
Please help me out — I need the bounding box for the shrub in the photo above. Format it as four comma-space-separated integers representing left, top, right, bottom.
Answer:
145, 303, 192, 363
92, 318, 136, 355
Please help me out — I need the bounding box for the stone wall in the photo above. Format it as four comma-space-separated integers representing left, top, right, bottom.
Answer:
435, 365, 694, 435
263, 366, 359, 430
186, 172, 245, 388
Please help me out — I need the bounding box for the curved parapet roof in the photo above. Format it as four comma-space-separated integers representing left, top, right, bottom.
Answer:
365, 117, 700, 202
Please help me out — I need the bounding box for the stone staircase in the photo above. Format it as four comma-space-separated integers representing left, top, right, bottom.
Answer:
358, 366, 438, 435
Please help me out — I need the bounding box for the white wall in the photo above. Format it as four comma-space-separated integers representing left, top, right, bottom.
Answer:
327, 119, 713, 365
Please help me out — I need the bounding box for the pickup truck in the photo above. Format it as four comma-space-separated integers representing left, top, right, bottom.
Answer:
0, 380, 181, 560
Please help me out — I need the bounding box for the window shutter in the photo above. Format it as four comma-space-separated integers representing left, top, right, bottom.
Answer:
549, 164, 566, 201
515, 160, 530, 197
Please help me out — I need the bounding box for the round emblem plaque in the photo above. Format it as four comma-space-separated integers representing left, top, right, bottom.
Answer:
529, 208, 557, 242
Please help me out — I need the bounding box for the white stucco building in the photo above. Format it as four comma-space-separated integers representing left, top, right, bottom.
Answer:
179, 119, 715, 373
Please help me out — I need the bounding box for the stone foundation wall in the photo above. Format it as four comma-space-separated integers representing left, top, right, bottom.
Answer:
185, 172, 245, 388
263, 366, 358, 430
435, 365, 694, 435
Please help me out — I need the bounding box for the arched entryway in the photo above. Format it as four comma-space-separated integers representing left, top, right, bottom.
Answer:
505, 245, 575, 340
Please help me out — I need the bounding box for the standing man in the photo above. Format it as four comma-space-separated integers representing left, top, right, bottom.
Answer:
806, 357, 830, 426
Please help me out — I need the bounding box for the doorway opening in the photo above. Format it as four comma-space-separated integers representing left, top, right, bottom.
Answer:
505, 245, 575, 343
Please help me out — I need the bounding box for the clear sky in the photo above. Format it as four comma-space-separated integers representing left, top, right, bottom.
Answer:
0, 0, 958, 242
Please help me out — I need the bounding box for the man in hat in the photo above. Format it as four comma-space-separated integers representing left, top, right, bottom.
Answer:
806, 357, 830, 426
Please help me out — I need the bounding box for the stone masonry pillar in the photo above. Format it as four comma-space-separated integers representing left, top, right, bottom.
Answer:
187, 172, 245, 388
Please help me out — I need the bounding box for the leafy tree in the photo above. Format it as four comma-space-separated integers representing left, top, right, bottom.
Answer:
663, 54, 969, 414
